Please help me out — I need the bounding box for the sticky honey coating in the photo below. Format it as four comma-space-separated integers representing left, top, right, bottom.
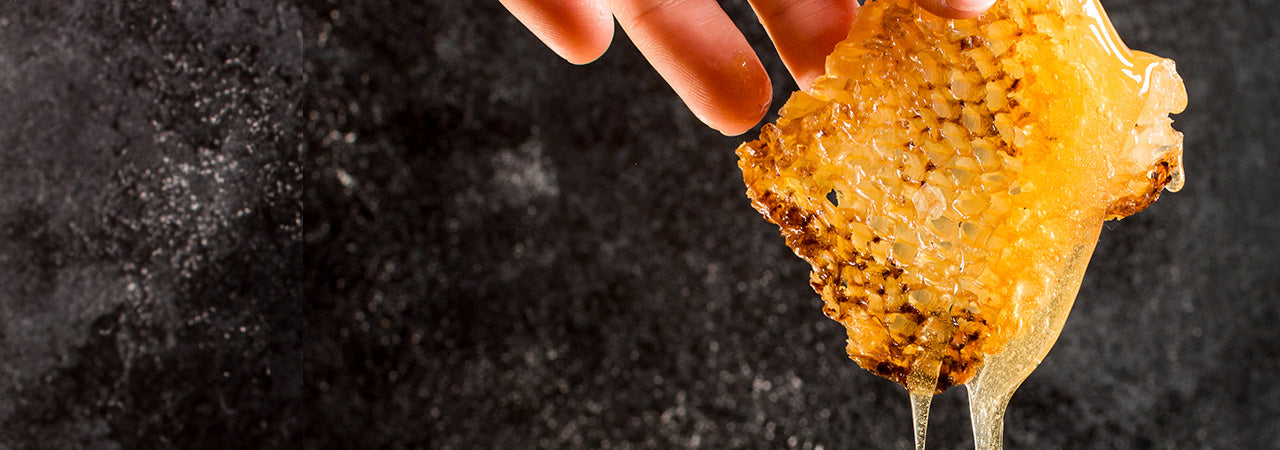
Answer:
737, 0, 1186, 392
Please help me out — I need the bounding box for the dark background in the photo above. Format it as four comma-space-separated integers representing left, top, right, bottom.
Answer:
3, 0, 1278, 448
0, 1, 303, 449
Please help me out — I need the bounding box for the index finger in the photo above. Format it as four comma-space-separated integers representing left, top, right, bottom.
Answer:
611, 0, 772, 136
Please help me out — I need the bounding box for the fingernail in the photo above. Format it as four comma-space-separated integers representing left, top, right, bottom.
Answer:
946, 0, 996, 13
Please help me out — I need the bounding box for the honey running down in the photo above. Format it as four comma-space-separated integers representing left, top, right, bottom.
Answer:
736, 0, 1185, 443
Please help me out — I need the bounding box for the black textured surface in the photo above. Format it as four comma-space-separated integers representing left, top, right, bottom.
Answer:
2, 0, 1278, 449
302, 0, 1280, 448
0, 1, 302, 448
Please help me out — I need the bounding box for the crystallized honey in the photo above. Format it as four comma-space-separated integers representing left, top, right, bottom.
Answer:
737, 0, 1186, 392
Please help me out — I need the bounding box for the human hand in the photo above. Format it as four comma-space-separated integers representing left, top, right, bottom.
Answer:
499, 0, 997, 136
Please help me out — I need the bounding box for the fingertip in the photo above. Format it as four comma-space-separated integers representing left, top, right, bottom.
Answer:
687, 57, 772, 136
707, 52, 773, 136
715, 120, 764, 137
749, 0, 858, 92
706, 87, 772, 136
557, 4, 615, 64
558, 21, 615, 65
792, 62, 828, 92
916, 0, 993, 19
500, 0, 615, 64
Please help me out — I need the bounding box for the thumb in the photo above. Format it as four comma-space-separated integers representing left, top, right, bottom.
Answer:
947, 0, 997, 13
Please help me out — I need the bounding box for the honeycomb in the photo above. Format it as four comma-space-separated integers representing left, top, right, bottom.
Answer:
737, 0, 1186, 392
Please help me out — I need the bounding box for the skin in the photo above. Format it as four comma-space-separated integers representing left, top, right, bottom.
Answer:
498, 0, 997, 135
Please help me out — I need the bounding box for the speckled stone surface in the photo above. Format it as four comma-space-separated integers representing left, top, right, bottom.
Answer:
302, 1, 1280, 448
0, 1, 302, 448
3, 0, 1279, 449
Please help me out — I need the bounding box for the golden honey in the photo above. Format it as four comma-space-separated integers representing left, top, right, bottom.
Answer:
737, 0, 1186, 393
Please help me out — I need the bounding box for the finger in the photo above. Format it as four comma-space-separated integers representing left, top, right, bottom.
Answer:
499, 0, 615, 64
916, 0, 997, 19
748, 0, 859, 90
611, 0, 772, 136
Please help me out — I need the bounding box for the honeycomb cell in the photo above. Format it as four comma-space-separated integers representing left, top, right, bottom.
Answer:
737, 0, 1186, 392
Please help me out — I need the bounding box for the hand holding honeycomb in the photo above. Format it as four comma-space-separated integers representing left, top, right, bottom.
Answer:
498, 0, 997, 135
